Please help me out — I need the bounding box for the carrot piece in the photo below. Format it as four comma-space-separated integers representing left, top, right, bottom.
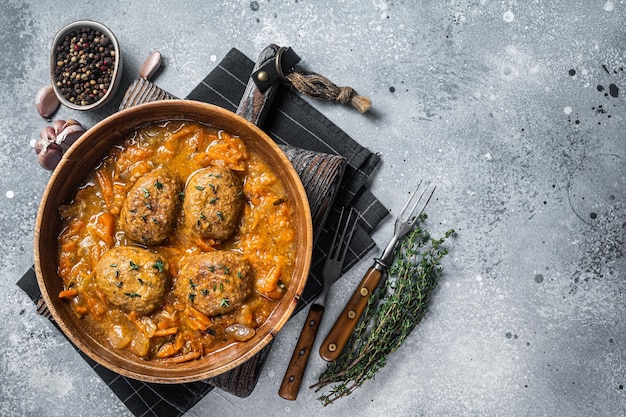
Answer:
124, 145, 154, 163
153, 327, 178, 337
159, 351, 202, 364
185, 306, 212, 331
93, 211, 116, 248
164, 125, 199, 152
110, 183, 126, 215
256, 263, 283, 296
74, 305, 88, 315
58, 289, 78, 299
96, 168, 114, 210
155, 342, 180, 359
192, 235, 216, 252
128, 310, 138, 323
85, 293, 107, 318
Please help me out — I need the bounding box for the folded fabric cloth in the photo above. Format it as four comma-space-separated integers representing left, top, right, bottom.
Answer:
17, 47, 388, 417
185, 48, 388, 306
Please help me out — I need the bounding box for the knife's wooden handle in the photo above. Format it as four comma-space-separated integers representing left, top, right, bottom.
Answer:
236, 44, 281, 127
319, 266, 383, 362
279, 304, 324, 400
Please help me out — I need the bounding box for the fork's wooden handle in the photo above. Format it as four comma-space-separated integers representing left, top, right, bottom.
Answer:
319, 265, 384, 362
279, 303, 324, 400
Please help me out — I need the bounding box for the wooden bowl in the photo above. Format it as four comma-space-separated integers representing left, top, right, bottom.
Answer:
34, 100, 313, 383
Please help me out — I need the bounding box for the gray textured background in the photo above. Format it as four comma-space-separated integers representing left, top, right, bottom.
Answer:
1, 1, 625, 416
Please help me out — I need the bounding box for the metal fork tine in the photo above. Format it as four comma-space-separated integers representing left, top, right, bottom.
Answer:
399, 180, 436, 225
329, 207, 356, 261
337, 211, 357, 265
409, 184, 436, 226
398, 179, 423, 220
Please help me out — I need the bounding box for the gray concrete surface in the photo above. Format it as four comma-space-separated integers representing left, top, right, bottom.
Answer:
1, 1, 625, 416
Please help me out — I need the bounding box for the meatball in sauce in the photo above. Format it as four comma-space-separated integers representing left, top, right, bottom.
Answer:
95, 246, 169, 315
120, 169, 181, 245
175, 251, 253, 316
183, 166, 244, 241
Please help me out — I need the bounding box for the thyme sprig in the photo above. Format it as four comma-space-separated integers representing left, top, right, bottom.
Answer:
311, 214, 454, 405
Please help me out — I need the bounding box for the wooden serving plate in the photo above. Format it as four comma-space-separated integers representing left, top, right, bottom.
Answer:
34, 99, 313, 383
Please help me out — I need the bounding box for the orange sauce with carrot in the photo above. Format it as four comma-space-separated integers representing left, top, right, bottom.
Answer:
57, 121, 296, 362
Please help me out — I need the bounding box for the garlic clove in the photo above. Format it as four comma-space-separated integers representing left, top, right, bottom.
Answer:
139, 50, 162, 81
56, 124, 86, 151
63, 119, 81, 127
38, 142, 63, 170
40, 126, 56, 141
53, 119, 66, 135
34, 135, 51, 155
35, 85, 60, 120
35, 126, 56, 155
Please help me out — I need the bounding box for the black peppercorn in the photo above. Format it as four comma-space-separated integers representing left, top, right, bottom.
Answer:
53, 26, 116, 107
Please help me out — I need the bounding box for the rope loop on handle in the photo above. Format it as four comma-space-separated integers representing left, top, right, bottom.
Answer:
286, 71, 372, 113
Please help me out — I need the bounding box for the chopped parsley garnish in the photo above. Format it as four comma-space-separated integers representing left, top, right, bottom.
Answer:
115, 281, 123, 288
142, 187, 151, 198
154, 180, 163, 190
209, 197, 218, 204
195, 185, 205, 191
219, 298, 230, 307
216, 211, 224, 220
200, 288, 209, 296
125, 292, 141, 298
188, 293, 196, 303
189, 279, 198, 289
152, 259, 165, 272
129, 261, 140, 271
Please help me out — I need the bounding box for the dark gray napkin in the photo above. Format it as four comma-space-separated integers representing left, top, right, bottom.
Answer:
17, 47, 388, 417
186, 48, 388, 305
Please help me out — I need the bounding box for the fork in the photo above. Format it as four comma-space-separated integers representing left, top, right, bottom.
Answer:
278, 207, 357, 400
319, 180, 435, 362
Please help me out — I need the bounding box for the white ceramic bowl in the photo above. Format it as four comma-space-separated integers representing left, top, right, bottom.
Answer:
50, 20, 123, 111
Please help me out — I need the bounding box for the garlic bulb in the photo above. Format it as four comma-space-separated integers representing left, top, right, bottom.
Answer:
35, 119, 86, 170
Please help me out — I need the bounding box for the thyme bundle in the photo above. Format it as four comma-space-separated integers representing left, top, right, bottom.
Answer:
311, 215, 454, 405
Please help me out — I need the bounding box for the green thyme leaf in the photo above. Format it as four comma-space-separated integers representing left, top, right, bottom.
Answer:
152, 259, 165, 272
125, 292, 141, 298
